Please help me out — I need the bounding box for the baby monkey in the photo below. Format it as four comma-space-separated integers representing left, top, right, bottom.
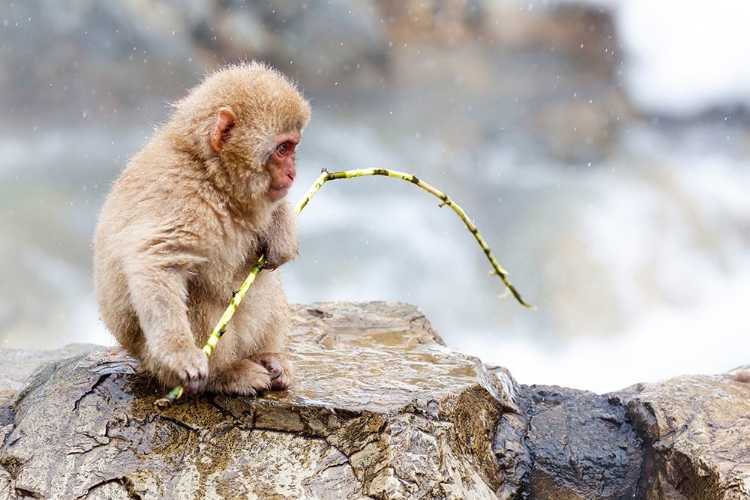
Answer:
94, 62, 310, 397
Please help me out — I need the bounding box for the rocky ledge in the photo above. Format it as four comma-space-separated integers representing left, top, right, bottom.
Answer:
1, 302, 749, 499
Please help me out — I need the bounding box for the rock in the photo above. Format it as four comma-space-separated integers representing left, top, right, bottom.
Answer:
2, 302, 750, 499
0, 343, 98, 396
0, 344, 100, 434
0, 302, 522, 499
524, 385, 642, 499
614, 376, 750, 500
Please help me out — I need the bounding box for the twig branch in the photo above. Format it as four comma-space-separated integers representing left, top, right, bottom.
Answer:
302, 168, 531, 308
154, 167, 530, 410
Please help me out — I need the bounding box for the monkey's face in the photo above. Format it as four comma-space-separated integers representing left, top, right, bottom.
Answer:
265, 132, 300, 201
209, 103, 304, 201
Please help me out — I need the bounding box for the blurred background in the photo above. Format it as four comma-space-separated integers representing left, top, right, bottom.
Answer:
1, 0, 749, 393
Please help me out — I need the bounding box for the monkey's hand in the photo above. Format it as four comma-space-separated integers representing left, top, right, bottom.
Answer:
160, 346, 209, 397
261, 201, 298, 270
145, 342, 209, 397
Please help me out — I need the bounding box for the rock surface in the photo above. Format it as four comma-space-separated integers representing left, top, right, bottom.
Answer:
0, 343, 99, 444
524, 386, 643, 499
615, 376, 750, 499
1, 302, 750, 499
0, 302, 520, 499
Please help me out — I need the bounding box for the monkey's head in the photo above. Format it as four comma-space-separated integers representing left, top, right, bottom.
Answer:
171, 62, 311, 203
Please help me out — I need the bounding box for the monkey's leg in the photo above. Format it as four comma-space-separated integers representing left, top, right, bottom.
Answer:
208, 359, 272, 397
250, 353, 294, 390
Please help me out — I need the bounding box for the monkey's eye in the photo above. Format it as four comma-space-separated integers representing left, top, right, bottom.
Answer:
275, 142, 290, 157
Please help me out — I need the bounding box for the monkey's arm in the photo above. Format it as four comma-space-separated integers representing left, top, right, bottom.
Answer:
260, 200, 298, 269
122, 232, 210, 396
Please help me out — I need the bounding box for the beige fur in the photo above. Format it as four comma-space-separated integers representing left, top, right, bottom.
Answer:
93, 62, 310, 396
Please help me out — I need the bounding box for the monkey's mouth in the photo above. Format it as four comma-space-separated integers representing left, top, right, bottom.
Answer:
269, 185, 290, 200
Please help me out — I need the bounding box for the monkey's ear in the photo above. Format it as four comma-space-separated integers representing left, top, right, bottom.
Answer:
210, 106, 237, 153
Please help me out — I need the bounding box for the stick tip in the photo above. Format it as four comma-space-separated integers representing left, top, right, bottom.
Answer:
153, 397, 174, 411
513, 292, 535, 309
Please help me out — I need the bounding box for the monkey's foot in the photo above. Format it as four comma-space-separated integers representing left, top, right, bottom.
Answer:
151, 346, 209, 398
251, 353, 294, 390
210, 359, 271, 397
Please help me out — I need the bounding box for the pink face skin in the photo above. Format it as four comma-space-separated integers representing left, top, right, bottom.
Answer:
267, 131, 300, 201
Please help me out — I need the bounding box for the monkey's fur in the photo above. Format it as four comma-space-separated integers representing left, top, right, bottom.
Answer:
93, 63, 311, 397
